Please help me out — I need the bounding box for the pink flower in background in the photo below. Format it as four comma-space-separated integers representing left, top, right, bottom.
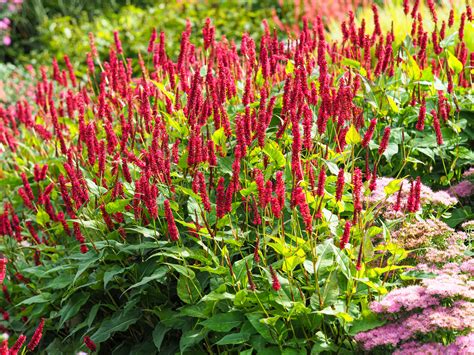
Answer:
369, 285, 438, 314
450, 180, 474, 198
463, 167, 474, 178
0, 0, 22, 46
356, 255, 474, 352
368, 177, 458, 217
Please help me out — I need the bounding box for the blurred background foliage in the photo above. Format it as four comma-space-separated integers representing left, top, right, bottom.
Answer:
2, 0, 275, 65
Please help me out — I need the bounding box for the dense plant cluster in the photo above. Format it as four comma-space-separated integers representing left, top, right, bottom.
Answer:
0, 0, 473, 354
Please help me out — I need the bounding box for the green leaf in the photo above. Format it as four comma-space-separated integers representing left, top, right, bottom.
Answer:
105, 199, 131, 214
324, 161, 339, 176
36, 209, 50, 227
166, 263, 195, 279
404, 52, 421, 80
177, 274, 201, 304
151, 80, 175, 103
447, 51, 463, 74
445, 206, 473, 228
212, 127, 226, 147
85, 178, 107, 196
19, 293, 52, 305
383, 143, 398, 161
92, 308, 142, 343
440, 31, 457, 48
126, 267, 167, 291
152, 323, 169, 351
311, 332, 338, 354
341, 58, 367, 76
263, 140, 286, 168
87, 303, 101, 328
215, 332, 250, 345
416, 147, 435, 161
180, 328, 207, 353
348, 314, 386, 336
74, 254, 100, 283
200, 65, 208, 77
386, 96, 399, 113
58, 293, 90, 329
384, 178, 403, 196
246, 313, 275, 343
200, 311, 244, 332
285, 60, 295, 74
46, 274, 73, 290
103, 265, 127, 288
345, 125, 361, 145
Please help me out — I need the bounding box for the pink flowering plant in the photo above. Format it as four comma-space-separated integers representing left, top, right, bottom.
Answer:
355, 259, 474, 353
0, 0, 21, 47
0, 1, 472, 353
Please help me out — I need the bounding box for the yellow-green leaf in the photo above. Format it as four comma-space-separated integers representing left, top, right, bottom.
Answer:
447, 51, 463, 74
285, 60, 294, 74
345, 125, 361, 145
384, 178, 403, 196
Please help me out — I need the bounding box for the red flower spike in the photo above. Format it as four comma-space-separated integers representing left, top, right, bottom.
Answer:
369, 165, 377, 192
10, 334, 26, 355
253, 238, 260, 263
378, 127, 391, 155
113, 30, 123, 54
64, 55, 77, 87
416, 99, 426, 131
84, 336, 97, 352
148, 28, 157, 53
27, 318, 45, 351
352, 168, 363, 214
414, 177, 422, 212
427, 0, 437, 22
316, 167, 326, 197
336, 168, 345, 202
403, 0, 409, 15
164, 200, 179, 242
431, 110, 443, 145
88, 32, 98, 58
393, 182, 404, 212
269, 265, 281, 291
459, 13, 466, 41
361, 119, 377, 148
0, 258, 7, 285
356, 243, 363, 271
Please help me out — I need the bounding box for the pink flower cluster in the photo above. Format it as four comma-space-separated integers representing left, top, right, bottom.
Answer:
393, 333, 474, 355
0, 0, 22, 46
391, 218, 454, 250
450, 180, 474, 198
356, 300, 473, 350
356, 259, 474, 352
368, 177, 458, 216
423, 231, 467, 265
370, 273, 473, 315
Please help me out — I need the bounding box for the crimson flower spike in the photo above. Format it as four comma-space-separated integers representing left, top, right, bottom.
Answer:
9, 334, 26, 355
336, 168, 345, 202
84, 336, 97, 352
378, 127, 391, 155
393, 182, 404, 212
269, 265, 281, 291
431, 110, 443, 145
0, 257, 6, 285
164, 199, 179, 242
339, 222, 351, 250
27, 318, 45, 351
